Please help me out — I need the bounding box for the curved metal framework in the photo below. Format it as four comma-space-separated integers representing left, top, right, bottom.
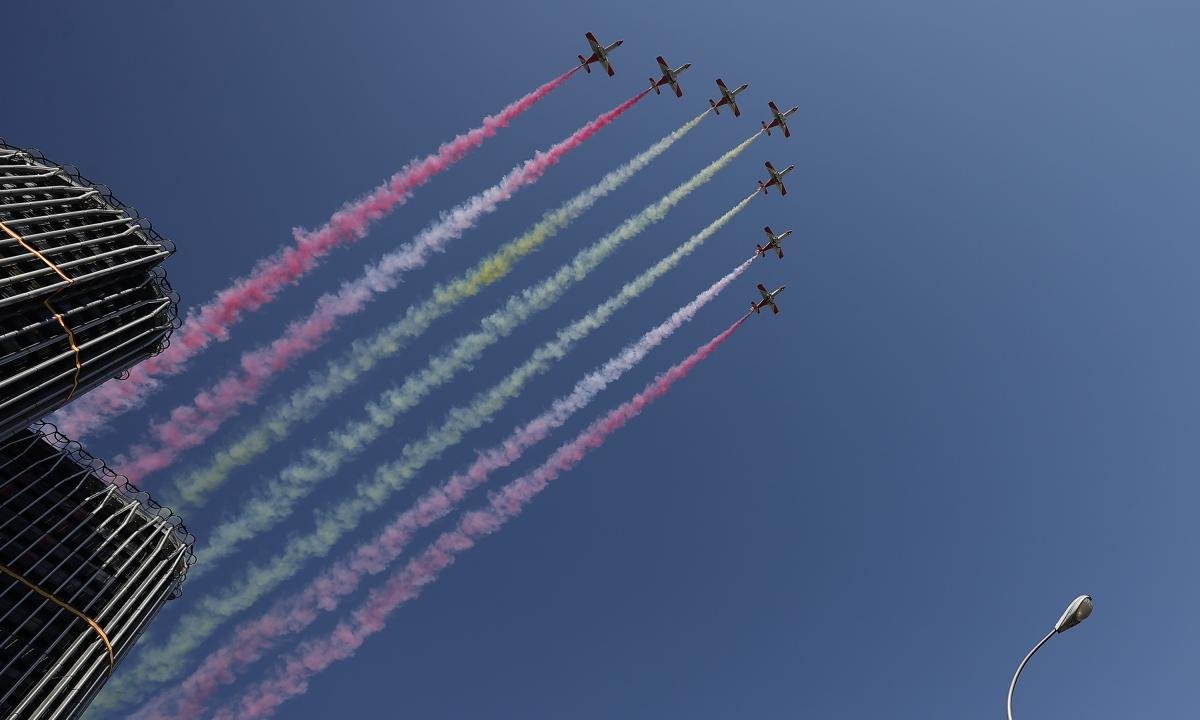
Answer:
0, 271, 180, 442
0, 140, 180, 440
0, 422, 194, 720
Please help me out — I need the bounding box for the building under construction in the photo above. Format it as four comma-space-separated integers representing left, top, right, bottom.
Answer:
0, 141, 191, 718
0, 142, 179, 442
0, 422, 195, 720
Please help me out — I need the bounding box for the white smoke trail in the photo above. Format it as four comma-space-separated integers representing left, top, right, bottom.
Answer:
105, 185, 758, 716
213, 312, 755, 720
191, 133, 760, 576
167, 111, 710, 513
134, 256, 755, 720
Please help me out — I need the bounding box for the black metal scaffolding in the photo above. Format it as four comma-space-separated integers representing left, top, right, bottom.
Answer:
0, 142, 180, 441
0, 423, 194, 720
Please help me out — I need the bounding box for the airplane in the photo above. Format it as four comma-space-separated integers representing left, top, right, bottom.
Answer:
756, 226, 793, 259
751, 283, 786, 314
578, 32, 624, 76
649, 56, 692, 97
761, 101, 799, 138
757, 161, 795, 196
708, 78, 749, 117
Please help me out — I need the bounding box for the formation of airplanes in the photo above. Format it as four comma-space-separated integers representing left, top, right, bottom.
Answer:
574, 32, 797, 130
575, 33, 794, 319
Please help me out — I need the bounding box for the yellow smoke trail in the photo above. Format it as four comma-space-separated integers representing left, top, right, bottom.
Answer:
193, 131, 759, 576
168, 111, 710, 514
95, 143, 758, 715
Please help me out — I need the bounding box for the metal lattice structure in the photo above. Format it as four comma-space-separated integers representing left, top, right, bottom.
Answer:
0, 422, 194, 720
0, 270, 179, 443
0, 141, 180, 441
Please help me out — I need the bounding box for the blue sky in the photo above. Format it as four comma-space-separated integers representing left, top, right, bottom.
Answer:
7, 1, 1200, 717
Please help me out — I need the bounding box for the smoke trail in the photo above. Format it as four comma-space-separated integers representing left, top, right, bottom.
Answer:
167, 110, 711, 514
135, 258, 753, 720
189, 138, 759, 577
94, 180, 758, 716
211, 315, 751, 720
111, 90, 649, 482
53, 70, 578, 440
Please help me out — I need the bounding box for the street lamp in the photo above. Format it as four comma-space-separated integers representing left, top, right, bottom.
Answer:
1006, 595, 1093, 720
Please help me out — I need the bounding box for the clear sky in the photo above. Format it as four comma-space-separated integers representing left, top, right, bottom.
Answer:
7, 1, 1200, 718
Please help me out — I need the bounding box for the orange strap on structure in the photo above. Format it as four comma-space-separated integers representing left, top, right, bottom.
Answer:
0, 219, 82, 399
0, 560, 115, 672
46, 302, 83, 400
0, 219, 71, 283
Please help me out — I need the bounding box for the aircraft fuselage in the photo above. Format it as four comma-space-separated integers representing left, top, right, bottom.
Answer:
580, 34, 623, 75
756, 230, 792, 257
751, 285, 787, 313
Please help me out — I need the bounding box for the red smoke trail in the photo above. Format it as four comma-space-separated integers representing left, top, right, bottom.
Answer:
135, 270, 747, 720
114, 89, 649, 482
53, 68, 578, 439
204, 314, 749, 720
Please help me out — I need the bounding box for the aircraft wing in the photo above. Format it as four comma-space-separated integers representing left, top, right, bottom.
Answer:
768, 101, 781, 117
782, 123, 791, 139
601, 57, 615, 76
730, 99, 741, 117
656, 56, 671, 75
757, 283, 772, 302
763, 226, 775, 239
672, 79, 683, 98
716, 78, 729, 95
772, 302, 780, 314
778, 181, 788, 197
586, 32, 604, 54
765, 160, 777, 176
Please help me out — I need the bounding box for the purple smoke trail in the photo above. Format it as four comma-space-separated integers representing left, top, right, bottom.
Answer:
54, 68, 578, 438
113, 88, 650, 482
210, 313, 750, 720
136, 259, 754, 720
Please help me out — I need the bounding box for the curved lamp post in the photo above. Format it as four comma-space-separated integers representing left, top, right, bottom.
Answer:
1006, 595, 1093, 720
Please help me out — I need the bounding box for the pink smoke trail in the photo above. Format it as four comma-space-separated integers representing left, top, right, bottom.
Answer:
53, 68, 579, 439
113, 89, 650, 482
207, 313, 750, 720
134, 261, 753, 720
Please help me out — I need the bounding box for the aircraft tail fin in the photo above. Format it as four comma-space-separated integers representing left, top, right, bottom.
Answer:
578, 56, 591, 72
757, 180, 767, 193
761, 121, 772, 135
650, 78, 660, 94
708, 99, 719, 114
756, 244, 765, 257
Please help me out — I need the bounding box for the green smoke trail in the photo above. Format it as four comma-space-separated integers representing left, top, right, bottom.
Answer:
92, 144, 757, 715
167, 111, 710, 514
191, 131, 760, 576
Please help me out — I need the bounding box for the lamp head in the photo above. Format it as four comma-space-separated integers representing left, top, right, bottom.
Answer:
1053, 595, 1093, 633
